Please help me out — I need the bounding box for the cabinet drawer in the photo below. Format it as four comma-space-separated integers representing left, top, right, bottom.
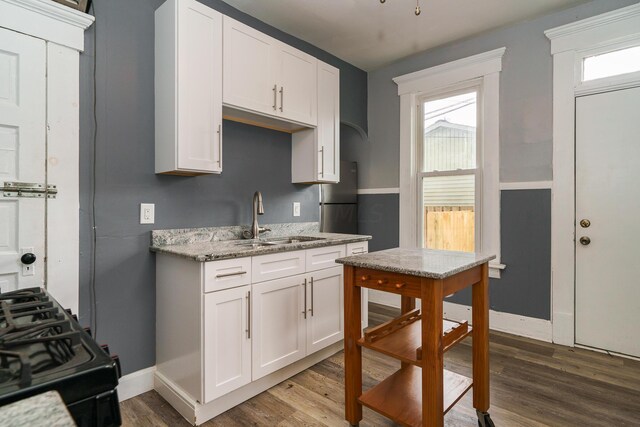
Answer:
306, 245, 345, 272
252, 251, 306, 283
346, 241, 368, 256
355, 267, 422, 299
204, 257, 252, 292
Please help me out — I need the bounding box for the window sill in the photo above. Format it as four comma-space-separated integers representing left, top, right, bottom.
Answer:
489, 262, 505, 279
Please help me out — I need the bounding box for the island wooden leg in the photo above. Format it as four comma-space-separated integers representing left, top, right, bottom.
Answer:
344, 265, 363, 425
400, 296, 416, 369
472, 262, 490, 412
421, 278, 444, 427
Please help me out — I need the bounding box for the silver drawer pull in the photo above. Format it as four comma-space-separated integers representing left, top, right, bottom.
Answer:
352, 250, 367, 255
215, 271, 247, 279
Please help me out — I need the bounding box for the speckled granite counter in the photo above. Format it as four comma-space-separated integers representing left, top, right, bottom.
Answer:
150, 222, 371, 262
335, 247, 495, 279
0, 391, 75, 427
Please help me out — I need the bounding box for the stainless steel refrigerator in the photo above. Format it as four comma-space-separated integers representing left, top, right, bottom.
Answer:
320, 161, 358, 234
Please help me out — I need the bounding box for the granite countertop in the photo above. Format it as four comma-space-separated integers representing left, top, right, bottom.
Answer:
150, 222, 371, 262
336, 247, 495, 279
0, 391, 76, 427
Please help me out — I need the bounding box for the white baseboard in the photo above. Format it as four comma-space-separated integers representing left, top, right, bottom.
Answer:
118, 366, 156, 402
368, 294, 552, 342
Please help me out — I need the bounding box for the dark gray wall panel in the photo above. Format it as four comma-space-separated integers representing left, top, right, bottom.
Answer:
357, 194, 399, 252
79, 0, 367, 374
446, 189, 551, 320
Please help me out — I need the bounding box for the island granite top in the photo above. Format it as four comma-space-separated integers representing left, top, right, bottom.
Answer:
150, 223, 370, 262
335, 247, 495, 279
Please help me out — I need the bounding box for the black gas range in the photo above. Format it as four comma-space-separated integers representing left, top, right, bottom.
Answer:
0, 287, 121, 426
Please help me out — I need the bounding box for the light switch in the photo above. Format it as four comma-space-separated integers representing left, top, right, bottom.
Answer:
293, 202, 301, 217
140, 203, 155, 224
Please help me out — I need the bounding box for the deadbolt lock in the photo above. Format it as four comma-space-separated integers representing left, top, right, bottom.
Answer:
579, 219, 591, 228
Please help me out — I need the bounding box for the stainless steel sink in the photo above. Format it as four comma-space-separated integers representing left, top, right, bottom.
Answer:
234, 236, 325, 248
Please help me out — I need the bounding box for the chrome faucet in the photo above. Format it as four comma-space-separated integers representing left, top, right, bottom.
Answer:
246, 191, 271, 239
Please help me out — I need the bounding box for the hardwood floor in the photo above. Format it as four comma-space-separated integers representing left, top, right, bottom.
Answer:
121, 303, 640, 426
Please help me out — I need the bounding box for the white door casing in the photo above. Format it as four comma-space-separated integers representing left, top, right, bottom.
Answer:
546, 3, 640, 346
575, 87, 640, 358
0, 27, 46, 291
203, 284, 251, 402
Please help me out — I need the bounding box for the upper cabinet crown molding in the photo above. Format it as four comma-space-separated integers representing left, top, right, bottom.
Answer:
0, 0, 94, 51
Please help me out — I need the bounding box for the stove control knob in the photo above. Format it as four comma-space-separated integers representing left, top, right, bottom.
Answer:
20, 253, 36, 265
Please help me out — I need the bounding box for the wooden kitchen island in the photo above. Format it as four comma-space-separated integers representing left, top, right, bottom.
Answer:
336, 248, 496, 427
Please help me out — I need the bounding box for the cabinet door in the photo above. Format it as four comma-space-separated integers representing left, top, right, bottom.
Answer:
316, 61, 340, 182
177, 0, 222, 172
276, 45, 317, 126
252, 275, 307, 380
203, 285, 251, 403
223, 16, 278, 116
306, 266, 344, 354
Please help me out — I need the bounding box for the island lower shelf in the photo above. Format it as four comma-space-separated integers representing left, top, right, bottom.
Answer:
358, 308, 472, 366
358, 365, 473, 427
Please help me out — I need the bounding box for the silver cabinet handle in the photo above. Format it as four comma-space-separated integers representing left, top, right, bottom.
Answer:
351, 250, 367, 255
217, 123, 222, 167
215, 271, 247, 279
319, 147, 324, 177
302, 278, 307, 319
246, 291, 251, 339
279, 86, 284, 112
309, 277, 314, 317
273, 84, 277, 111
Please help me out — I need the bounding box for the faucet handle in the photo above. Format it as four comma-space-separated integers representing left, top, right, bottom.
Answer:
258, 227, 271, 234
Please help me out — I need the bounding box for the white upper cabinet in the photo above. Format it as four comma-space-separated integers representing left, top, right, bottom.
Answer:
155, 0, 223, 175
222, 17, 318, 127
292, 60, 340, 183
222, 17, 278, 117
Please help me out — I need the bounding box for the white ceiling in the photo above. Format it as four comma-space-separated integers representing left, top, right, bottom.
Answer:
222, 0, 587, 70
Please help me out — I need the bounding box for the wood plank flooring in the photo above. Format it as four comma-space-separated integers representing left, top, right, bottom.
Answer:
121, 303, 640, 426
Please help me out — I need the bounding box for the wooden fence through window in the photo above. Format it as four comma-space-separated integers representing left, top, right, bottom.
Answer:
424, 206, 474, 252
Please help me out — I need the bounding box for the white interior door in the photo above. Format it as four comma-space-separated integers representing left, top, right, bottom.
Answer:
0, 28, 46, 292
575, 85, 640, 358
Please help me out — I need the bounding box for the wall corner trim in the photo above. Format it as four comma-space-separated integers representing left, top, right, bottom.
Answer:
392, 47, 506, 96
117, 366, 156, 402
357, 187, 400, 195
499, 181, 552, 190
0, 0, 94, 51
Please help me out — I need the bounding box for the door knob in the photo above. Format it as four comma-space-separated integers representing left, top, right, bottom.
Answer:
579, 236, 591, 246
580, 219, 591, 228
20, 253, 37, 265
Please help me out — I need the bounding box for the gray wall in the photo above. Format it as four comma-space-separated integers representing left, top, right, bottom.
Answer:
357, 194, 399, 252
362, 0, 639, 189
79, 0, 367, 375
446, 190, 551, 319
360, 0, 638, 320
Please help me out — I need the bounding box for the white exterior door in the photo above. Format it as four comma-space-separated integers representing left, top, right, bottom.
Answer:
203, 285, 251, 403
251, 274, 306, 380
575, 86, 640, 358
306, 266, 344, 354
0, 28, 46, 292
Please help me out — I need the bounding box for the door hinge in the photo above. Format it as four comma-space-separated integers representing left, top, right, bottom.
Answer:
2, 182, 58, 198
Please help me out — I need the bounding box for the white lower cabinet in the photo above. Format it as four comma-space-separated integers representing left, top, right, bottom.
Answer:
251, 274, 307, 380
203, 285, 251, 402
306, 266, 344, 354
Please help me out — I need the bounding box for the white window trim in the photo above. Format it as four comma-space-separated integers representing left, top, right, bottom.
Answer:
545, 2, 640, 347
393, 47, 504, 278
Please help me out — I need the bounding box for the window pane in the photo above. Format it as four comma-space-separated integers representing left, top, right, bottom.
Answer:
422, 175, 475, 252
583, 45, 640, 81
422, 91, 477, 173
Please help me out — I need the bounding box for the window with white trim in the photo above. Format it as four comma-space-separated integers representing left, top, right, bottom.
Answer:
394, 48, 504, 277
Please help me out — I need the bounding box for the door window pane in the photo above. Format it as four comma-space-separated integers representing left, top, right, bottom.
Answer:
422, 175, 475, 252
583, 45, 640, 81
422, 92, 477, 173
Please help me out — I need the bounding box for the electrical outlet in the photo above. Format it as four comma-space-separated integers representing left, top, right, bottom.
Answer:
293, 202, 301, 217
140, 203, 155, 224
